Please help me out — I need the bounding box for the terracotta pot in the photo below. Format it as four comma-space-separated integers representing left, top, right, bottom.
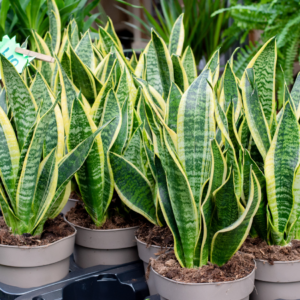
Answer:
250, 259, 300, 300
61, 198, 78, 215
136, 237, 172, 295
65, 216, 139, 268
150, 257, 255, 300
0, 225, 76, 288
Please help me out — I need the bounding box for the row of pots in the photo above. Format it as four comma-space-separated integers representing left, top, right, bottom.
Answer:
0, 198, 299, 300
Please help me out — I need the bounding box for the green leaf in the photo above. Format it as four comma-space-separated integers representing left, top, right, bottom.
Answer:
181, 46, 197, 85
70, 46, 97, 105
177, 69, 215, 209
200, 139, 227, 266
291, 72, 300, 119
166, 82, 182, 133
168, 13, 184, 56
55, 119, 113, 202
265, 102, 300, 241
211, 168, 261, 266
243, 149, 268, 241
75, 31, 95, 71
68, 97, 106, 226
151, 30, 174, 98
47, 0, 61, 54
16, 99, 58, 230
171, 54, 189, 92
242, 37, 277, 127
241, 68, 271, 160
110, 152, 157, 224
162, 128, 198, 268
0, 106, 20, 208
0, 55, 37, 150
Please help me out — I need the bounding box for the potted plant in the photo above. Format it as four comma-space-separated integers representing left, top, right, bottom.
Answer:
232, 37, 300, 300
54, 18, 162, 268
125, 27, 273, 297
0, 55, 108, 288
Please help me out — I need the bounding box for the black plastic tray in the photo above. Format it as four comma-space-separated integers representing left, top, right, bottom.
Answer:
12, 259, 148, 300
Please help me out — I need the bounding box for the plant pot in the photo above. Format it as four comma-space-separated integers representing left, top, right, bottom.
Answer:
65, 217, 139, 268
250, 259, 300, 300
136, 237, 167, 295
150, 259, 255, 300
0, 227, 76, 288
61, 198, 78, 215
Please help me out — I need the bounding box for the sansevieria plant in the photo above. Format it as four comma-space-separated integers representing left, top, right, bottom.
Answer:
236, 37, 300, 246
105, 20, 260, 267
0, 55, 110, 235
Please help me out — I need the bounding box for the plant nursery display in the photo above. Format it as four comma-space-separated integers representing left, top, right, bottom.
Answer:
2, 0, 300, 298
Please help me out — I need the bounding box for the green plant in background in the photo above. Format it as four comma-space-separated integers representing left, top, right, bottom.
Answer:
213, 0, 300, 108
0, 0, 103, 50
116, 0, 235, 63
0, 55, 109, 235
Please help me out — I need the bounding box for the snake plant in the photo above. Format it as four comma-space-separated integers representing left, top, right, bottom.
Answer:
235, 37, 300, 246
135, 33, 261, 267
0, 55, 110, 235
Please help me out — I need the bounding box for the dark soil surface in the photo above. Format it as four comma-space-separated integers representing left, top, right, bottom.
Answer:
150, 251, 255, 283
66, 201, 143, 229
241, 237, 300, 264
0, 215, 75, 246
69, 191, 82, 201
136, 221, 173, 248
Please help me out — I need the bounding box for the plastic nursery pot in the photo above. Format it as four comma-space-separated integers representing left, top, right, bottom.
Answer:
150, 257, 256, 300
0, 225, 76, 288
61, 198, 78, 215
136, 237, 172, 296
250, 259, 300, 300
65, 216, 139, 268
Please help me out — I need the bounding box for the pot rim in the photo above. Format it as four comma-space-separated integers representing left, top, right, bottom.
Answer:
0, 222, 76, 250
254, 258, 300, 264
64, 215, 139, 232
135, 236, 173, 249
68, 198, 79, 202
151, 259, 256, 286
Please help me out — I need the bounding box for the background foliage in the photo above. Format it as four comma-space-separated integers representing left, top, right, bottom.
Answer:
0, 0, 105, 50
214, 0, 300, 107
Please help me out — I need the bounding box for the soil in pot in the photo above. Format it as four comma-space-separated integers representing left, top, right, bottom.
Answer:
136, 222, 174, 295
0, 215, 76, 288
136, 221, 174, 248
66, 201, 143, 230
151, 251, 255, 283
0, 215, 75, 246
241, 238, 300, 300
241, 237, 300, 263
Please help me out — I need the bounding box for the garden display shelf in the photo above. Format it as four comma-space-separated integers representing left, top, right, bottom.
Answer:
8, 260, 148, 300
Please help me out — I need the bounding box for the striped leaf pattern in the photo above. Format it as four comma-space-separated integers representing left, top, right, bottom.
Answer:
168, 14, 185, 56
242, 37, 277, 127
181, 46, 197, 85
0, 55, 37, 150
47, 0, 61, 54
177, 69, 215, 208
241, 68, 271, 160
68, 97, 106, 226
211, 169, 261, 266
265, 102, 300, 241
